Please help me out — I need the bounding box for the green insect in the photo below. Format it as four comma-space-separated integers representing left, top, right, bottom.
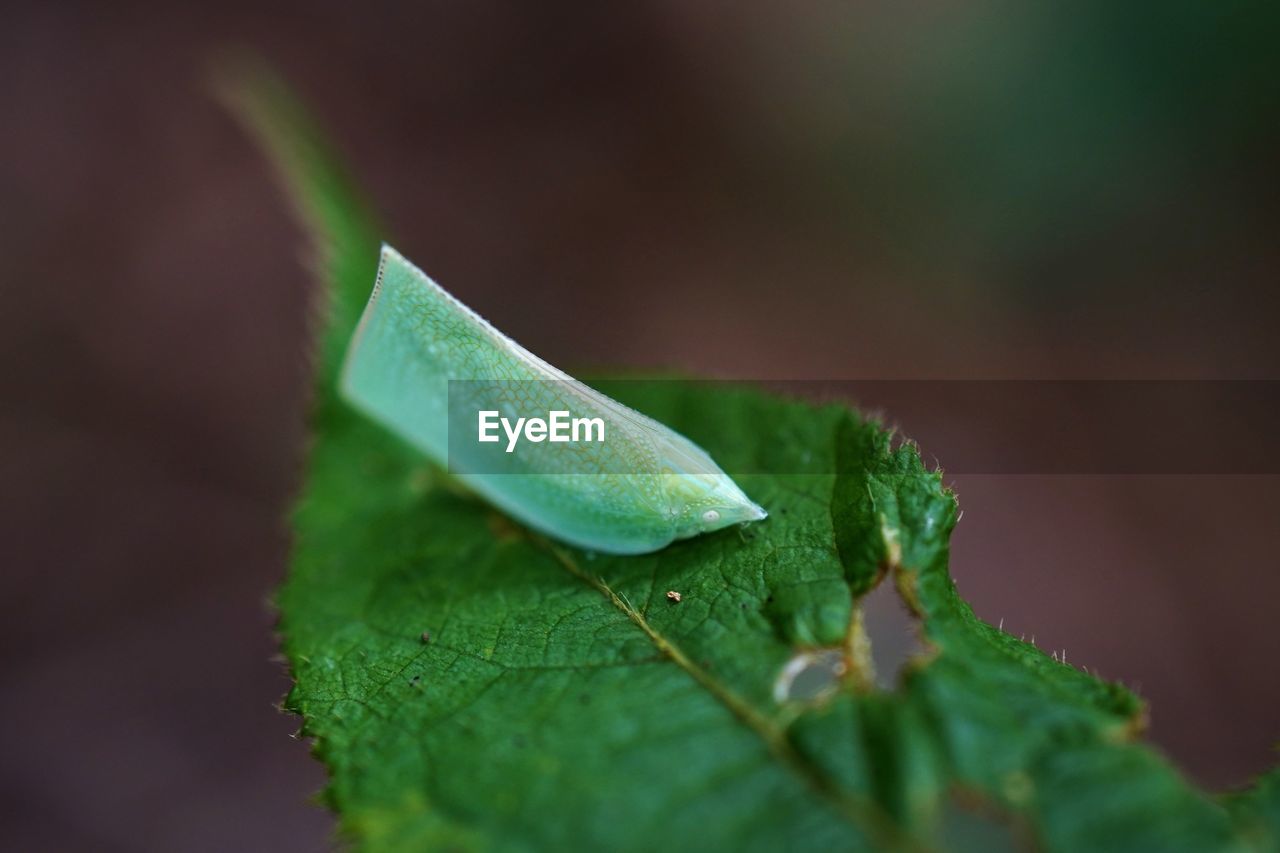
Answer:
341, 246, 767, 554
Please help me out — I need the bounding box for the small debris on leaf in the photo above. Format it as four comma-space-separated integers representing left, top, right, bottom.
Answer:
666, 590, 682, 603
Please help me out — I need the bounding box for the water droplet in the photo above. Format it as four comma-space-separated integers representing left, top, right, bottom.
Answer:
773, 649, 846, 703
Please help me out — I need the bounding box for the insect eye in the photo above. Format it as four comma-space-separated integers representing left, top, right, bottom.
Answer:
701, 509, 721, 524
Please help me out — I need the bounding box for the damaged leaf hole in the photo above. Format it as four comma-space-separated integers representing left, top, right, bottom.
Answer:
773, 570, 925, 704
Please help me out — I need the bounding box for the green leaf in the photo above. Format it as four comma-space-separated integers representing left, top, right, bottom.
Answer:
1224, 768, 1280, 851
225, 64, 1277, 852
213, 54, 382, 385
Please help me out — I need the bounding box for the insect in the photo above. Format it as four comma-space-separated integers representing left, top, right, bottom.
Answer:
340, 245, 767, 555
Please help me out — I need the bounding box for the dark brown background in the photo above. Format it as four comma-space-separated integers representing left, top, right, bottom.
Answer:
2, 1, 1278, 850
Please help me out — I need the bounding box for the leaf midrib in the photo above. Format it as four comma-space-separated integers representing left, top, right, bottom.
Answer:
538, 536, 923, 853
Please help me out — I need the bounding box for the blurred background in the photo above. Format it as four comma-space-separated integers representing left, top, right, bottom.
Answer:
2, 1, 1278, 849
